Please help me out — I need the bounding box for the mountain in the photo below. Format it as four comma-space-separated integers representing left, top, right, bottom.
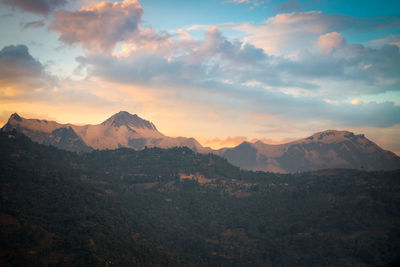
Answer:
1, 131, 400, 266
2, 112, 399, 172
102, 110, 158, 129
220, 130, 400, 172
1, 113, 93, 152
1, 111, 209, 153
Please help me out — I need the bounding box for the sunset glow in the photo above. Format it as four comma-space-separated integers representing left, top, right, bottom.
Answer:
0, 0, 399, 154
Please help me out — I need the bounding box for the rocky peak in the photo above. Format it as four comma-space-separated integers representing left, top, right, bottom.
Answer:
9, 113, 22, 122
102, 111, 157, 130
305, 130, 355, 142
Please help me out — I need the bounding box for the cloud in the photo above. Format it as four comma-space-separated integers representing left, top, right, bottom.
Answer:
224, 11, 400, 56
370, 35, 400, 48
1, 1, 398, 154
316, 32, 346, 53
0, 45, 107, 112
277, 0, 302, 12
21, 20, 45, 29
63, 8, 399, 131
240, 87, 400, 128
77, 27, 270, 87
224, 11, 350, 55
50, 0, 143, 53
0, 44, 55, 95
203, 135, 293, 148
200, 27, 266, 63
49, 5, 398, 102
0, 13, 13, 18
226, 0, 267, 7
77, 17, 400, 99
0, 50, 116, 113
79, 56, 400, 130
330, 101, 400, 128
230, 80, 400, 128
204, 136, 248, 148
277, 43, 400, 95
0, 0, 68, 15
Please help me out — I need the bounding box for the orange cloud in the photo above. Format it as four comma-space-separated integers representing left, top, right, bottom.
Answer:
50, 0, 143, 53
225, 11, 330, 55
202, 135, 298, 149
316, 32, 346, 53
219, 11, 354, 56
204, 136, 248, 148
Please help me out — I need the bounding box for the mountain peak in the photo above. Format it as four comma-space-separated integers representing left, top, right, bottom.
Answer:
306, 130, 355, 142
315, 129, 351, 136
9, 112, 22, 122
115, 111, 134, 117
102, 111, 157, 130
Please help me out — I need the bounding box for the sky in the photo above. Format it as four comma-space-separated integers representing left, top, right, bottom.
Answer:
0, 0, 400, 154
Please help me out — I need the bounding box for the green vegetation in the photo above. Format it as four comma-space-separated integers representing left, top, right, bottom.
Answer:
1, 131, 400, 266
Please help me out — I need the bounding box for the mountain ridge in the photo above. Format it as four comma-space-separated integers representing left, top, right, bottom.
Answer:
2, 112, 399, 172
221, 129, 399, 172
2, 111, 208, 153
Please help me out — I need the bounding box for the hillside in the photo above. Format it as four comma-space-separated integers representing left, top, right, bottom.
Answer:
1, 131, 400, 266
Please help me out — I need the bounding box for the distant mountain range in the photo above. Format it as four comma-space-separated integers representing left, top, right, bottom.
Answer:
1, 111, 207, 153
220, 130, 400, 172
2, 111, 399, 172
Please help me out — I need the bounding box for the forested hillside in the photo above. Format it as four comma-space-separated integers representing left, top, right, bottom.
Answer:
1, 131, 400, 266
